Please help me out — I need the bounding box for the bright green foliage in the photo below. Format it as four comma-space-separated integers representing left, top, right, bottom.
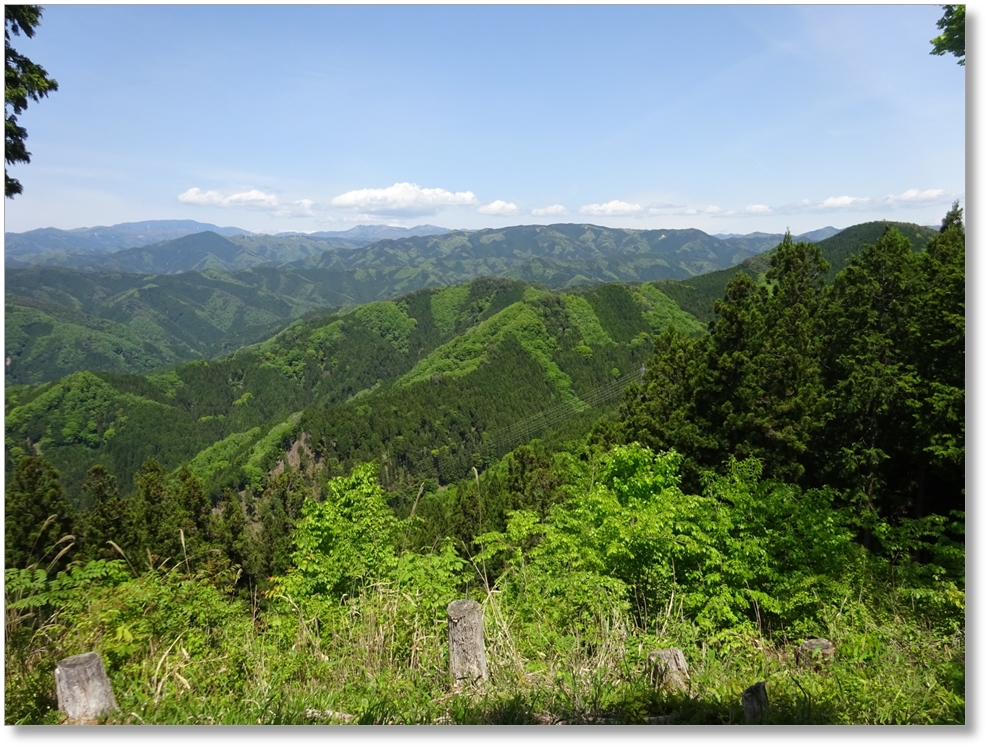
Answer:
4, 456, 77, 571
241, 412, 302, 493
353, 301, 418, 352
430, 283, 471, 335
183, 426, 261, 490
931, 5, 965, 64
478, 443, 857, 639
561, 294, 614, 346
6, 370, 123, 450
630, 284, 706, 338
275, 463, 399, 601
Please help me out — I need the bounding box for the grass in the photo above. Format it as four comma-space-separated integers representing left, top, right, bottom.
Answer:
5, 569, 964, 726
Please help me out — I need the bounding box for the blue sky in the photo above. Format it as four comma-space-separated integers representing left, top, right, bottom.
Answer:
2, 2, 967, 235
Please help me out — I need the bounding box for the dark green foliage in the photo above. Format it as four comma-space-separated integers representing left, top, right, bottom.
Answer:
651, 221, 937, 323
622, 209, 965, 528
80, 465, 140, 562
5, 456, 76, 570
910, 204, 965, 493
624, 235, 830, 489
5, 5, 58, 197
930, 5, 965, 64
818, 226, 923, 519
815, 221, 936, 281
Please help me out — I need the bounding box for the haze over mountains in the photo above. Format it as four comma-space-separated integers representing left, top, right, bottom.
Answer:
5, 220, 838, 276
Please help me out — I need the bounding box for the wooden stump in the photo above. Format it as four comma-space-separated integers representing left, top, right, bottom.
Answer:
447, 599, 488, 685
55, 652, 118, 724
647, 648, 689, 692
742, 681, 768, 724
796, 638, 835, 668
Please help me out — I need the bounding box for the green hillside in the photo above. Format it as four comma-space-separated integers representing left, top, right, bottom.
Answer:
4, 224, 757, 385
653, 220, 938, 322
5, 277, 702, 504
3, 212, 964, 726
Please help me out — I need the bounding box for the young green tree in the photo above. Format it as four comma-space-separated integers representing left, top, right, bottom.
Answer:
5, 5, 59, 197
276, 462, 399, 600
133, 457, 191, 565
5, 455, 76, 570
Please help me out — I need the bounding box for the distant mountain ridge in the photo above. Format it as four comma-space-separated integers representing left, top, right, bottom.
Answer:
713, 227, 840, 242
3, 219, 253, 260
3, 221, 450, 265
5, 222, 774, 278
5, 219, 935, 386
276, 224, 449, 241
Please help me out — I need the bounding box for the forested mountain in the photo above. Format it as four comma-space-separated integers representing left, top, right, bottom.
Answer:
7, 222, 774, 278
5, 219, 937, 386
3, 230, 373, 273
653, 220, 937, 322
5, 277, 703, 504
3, 222, 453, 271
4, 211, 965, 726
3, 219, 252, 261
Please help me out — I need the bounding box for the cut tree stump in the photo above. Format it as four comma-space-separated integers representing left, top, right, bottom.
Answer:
796, 638, 835, 668
647, 648, 690, 692
742, 681, 769, 724
55, 652, 118, 724
447, 599, 488, 685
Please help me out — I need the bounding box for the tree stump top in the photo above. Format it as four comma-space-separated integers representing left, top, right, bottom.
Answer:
447, 599, 481, 620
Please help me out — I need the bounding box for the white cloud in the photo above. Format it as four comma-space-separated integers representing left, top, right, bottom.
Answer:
532, 204, 568, 216
580, 200, 643, 216
273, 198, 316, 218
821, 195, 868, 208
478, 200, 519, 216
178, 187, 279, 210
702, 205, 723, 214
745, 204, 772, 214
883, 188, 946, 204
329, 181, 477, 216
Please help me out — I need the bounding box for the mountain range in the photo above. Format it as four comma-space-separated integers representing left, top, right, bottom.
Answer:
4, 220, 936, 386
3, 220, 453, 267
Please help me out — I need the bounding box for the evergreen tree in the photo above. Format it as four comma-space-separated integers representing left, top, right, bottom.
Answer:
5, 455, 76, 570
621, 234, 829, 488
80, 464, 141, 562
909, 203, 965, 516
134, 457, 190, 566
820, 226, 923, 520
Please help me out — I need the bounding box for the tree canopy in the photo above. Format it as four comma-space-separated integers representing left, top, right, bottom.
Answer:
5, 4, 58, 198
930, 5, 965, 65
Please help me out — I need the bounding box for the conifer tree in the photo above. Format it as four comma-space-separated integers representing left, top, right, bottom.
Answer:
5, 455, 76, 570
134, 457, 189, 565
80, 464, 141, 562
909, 203, 965, 516
821, 226, 923, 520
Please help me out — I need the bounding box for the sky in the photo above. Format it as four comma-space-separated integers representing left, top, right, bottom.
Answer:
0, 2, 968, 236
